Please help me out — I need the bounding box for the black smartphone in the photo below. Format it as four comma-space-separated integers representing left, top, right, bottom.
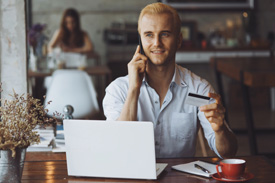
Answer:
139, 35, 145, 55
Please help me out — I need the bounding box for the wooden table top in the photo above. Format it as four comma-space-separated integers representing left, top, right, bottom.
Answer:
28, 65, 112, 78
22, 152, 275, 183
210, 57, 275, 87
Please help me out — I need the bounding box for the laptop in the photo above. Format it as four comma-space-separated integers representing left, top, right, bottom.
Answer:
63, 120, 167, 180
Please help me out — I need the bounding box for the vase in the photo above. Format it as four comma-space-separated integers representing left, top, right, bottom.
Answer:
0, 148, 26, 183
29, 48, 38, 71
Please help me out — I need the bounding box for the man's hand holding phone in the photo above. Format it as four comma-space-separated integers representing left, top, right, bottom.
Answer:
127, 45, 148, 91
117, 45, 148, 121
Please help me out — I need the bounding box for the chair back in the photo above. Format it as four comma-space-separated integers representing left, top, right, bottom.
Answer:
44, 70, 99, 119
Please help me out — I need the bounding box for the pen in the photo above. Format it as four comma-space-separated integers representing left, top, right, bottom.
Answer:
194, 164, 211, 174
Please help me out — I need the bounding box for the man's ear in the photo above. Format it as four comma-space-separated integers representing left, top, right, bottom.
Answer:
177, 32, 183, 49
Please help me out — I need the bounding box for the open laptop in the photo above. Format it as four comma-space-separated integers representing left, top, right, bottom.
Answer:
63, 120, 167, 180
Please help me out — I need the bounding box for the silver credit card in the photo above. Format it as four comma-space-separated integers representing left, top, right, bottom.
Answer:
185, 92, 211, 107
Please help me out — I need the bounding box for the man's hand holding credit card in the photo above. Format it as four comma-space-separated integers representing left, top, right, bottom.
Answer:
185, 92, 226, 133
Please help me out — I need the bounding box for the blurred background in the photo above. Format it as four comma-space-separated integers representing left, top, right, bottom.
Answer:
25, 0, 275, 159
28, 0, 274, 69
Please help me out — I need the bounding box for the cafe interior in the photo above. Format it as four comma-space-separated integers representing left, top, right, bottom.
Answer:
1, 0, 275, 182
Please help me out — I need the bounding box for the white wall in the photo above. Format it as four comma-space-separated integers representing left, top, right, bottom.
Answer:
0, 0, 27, 99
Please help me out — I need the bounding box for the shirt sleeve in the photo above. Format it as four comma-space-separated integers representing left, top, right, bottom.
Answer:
102, 77, 128, 121
196, 81, 223, 159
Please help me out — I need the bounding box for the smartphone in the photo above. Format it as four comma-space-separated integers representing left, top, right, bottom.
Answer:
139, 35, 145, 55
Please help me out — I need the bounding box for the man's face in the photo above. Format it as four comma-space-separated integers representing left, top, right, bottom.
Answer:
139, 13, 181, 66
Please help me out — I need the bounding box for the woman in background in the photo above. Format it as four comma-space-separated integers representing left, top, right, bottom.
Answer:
48, 8, 93, 54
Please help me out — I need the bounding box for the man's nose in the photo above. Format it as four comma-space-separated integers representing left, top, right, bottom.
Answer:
153, 36, 162, 47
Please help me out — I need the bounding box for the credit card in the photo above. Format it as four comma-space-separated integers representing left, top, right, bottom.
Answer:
185, 92, 211, 107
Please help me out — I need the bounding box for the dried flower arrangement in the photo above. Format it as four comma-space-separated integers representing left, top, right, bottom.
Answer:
0, 88, 58, 158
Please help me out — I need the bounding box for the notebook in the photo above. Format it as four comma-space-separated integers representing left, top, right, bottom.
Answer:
63, 120, 167, 180
172, 160, 217, 177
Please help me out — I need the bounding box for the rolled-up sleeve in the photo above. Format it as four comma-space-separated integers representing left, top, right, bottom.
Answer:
102, 77, 128, 121
198, 111, 222, 158
196, 81, 222, 159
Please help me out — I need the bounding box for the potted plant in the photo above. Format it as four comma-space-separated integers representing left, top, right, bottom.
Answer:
0, 88, 57, 182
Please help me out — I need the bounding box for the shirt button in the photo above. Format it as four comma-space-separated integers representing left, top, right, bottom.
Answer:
155, 141, 159, 146
155, 101, 158, 104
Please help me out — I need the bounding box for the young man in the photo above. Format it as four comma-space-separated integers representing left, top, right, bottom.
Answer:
103, 3, 237, 158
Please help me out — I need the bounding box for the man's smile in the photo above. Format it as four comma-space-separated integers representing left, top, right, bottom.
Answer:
151, 50, 165, 54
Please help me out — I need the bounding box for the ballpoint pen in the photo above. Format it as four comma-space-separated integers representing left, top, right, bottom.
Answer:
194, 164, 211, 174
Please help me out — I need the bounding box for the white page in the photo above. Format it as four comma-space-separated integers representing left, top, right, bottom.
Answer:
172, 160, 217, 177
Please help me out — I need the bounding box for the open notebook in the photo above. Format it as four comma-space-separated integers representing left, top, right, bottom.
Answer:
172, 160, 217, 177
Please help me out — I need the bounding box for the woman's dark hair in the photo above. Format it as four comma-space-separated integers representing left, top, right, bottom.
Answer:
59, 8, 84, 47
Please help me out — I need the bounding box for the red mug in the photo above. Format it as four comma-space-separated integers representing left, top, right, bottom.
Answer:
216, 159, 246, 179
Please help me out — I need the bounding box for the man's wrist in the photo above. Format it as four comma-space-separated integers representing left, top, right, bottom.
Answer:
128, 87, 140, 98
215, 123, 227, 135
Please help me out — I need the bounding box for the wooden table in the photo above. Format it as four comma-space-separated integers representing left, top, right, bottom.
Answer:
210, 57, 275, 155
22, 152, 275, 183
28, 66, 112, 81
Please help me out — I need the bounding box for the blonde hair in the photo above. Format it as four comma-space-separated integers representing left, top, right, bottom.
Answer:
138, 2, 181, 35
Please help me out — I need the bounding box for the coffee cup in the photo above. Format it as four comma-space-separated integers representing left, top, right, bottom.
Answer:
216, 159, 246, 179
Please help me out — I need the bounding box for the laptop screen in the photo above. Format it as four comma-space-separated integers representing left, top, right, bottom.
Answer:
64, 120, 158, 179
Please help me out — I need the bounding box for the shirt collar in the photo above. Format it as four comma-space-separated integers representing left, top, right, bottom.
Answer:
142, 65, 187, 87
172, 65, 187, 87
142, 74, 148, 86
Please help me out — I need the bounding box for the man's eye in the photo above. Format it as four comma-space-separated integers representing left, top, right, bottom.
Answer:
161, 33, 169, 37
145, 34, 153, 37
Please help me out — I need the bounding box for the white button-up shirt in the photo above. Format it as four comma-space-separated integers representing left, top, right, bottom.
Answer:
103, 64, 221, 158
